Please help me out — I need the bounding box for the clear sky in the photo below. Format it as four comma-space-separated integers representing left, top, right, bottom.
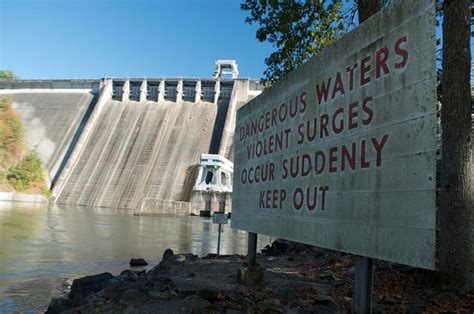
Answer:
0, 0, 274, 80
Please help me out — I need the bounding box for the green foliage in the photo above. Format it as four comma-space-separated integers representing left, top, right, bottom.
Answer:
7, 152, 45, 192
0, 97, 49, 196
0, 97, 12, 109
0, 97, 23, 167
42, 187, 53, 198
241, 0, 345, 83
0, 70, 18, 80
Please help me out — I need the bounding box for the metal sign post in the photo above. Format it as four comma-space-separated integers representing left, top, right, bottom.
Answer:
213, 213, 228, 256
353, 256, 374, 313
217, 224, 222, 255
247, 232, 257, 266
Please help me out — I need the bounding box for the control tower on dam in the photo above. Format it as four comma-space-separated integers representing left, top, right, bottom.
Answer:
0, 61, 263, 214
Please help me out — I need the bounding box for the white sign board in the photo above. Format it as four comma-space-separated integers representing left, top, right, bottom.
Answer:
213, 213, 229, 225
232, 0, 437, 270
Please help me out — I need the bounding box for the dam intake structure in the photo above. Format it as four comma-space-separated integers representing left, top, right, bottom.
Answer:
0, 62, 263, 215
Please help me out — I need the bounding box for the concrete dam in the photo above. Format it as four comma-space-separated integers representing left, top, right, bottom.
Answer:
0, 67, 263, 214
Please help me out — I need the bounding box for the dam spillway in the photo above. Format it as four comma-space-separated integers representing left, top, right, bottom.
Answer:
0, 74, 262, 213
57, 96, 219, 208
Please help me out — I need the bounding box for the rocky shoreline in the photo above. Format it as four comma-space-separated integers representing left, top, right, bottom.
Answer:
47, 240, 474, 313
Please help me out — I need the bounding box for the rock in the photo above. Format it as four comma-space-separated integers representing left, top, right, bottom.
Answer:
270, 239, 293, 255
313, 307, 340, 314
342, 266, 355, 277
46, 294, 73, 314
197, 289, 219, 301
408, 303, 430, 313
124, 305, 140, 314
130, 258, 148, 267
237, 265, 264, 286
162, 248, 174, 260
262, 299, 285, 313
100, 282, 125, 300
314, 295, 337, 306
309, 295, 341, 313
69, 272, 113, 299
119, 269, 140, 282
273, 288, 295, 302
203, 253, 218, 259
149, 289, 177, 300
261, 245, 271, 254
119, 289, 147, 306
179, 296, 212, 312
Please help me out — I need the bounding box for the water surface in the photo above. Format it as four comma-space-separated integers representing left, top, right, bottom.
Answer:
0, 203, 271, 312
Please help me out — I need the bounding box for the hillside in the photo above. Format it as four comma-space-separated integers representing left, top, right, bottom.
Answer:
0, 97, 50, 196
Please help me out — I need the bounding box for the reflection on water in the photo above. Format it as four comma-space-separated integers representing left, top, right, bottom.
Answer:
0, 203, 271, 312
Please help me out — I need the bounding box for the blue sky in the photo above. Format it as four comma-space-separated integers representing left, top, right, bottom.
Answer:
0, 0, 274, 80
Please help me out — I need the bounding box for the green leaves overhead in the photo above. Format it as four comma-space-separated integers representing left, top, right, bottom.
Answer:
241, 0, 345, 83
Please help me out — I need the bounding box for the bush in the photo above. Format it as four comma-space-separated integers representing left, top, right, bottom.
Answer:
0, 97, 23, 160
0, 70, 18, 80
7, 151, 45, 192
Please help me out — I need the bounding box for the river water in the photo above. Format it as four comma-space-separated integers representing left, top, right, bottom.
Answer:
0, 203, 271, 312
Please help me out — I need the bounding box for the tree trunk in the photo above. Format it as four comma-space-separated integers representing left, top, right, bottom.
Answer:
438, 0, 473, 290
357, 0, 382, 23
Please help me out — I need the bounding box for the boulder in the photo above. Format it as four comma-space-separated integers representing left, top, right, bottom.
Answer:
119, 289, 147, 306
237, 265, 264, 286
130, 258, 148, 267
69, 272, 113, 299
46, 294, 73, 314
162, 248, 174, 260
179, 296, 212, 312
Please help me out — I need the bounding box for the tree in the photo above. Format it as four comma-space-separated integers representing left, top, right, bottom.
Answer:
438, 0, 473, 290
241, 0, 385, 83
0, 70, 18, 80
241, 0, 345, 83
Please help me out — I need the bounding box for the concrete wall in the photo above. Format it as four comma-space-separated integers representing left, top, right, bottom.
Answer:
0, 80, 101, 93
53, 78, 258, 211
0, 78, 262, 213
55, 97, 218, 209
0, 91, 98, 183
0, 191, 49, 204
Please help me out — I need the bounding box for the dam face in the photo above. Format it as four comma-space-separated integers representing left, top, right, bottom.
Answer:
0, 75, 262, 213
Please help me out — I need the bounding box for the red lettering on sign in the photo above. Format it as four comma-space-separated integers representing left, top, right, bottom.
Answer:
332, 107, 344, 134
346, 63, 358, 91
329, 147, 338, 173
376, 47, 390, 78
341, 143, 356, 171
361, 96, 373, 126
360, 56, 371, 86
360, 140, 370, 168
293, 187, 304, 210
316, 77, 331, 105
319, 186, 329, 211
320, 114, 329, 138
372, 134, 389, 166
395, 36, 408, 69
332, 72, 345, 99
349, 101, 358, 129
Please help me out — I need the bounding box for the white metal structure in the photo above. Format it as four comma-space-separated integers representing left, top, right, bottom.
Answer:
194, 154, 233, 193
